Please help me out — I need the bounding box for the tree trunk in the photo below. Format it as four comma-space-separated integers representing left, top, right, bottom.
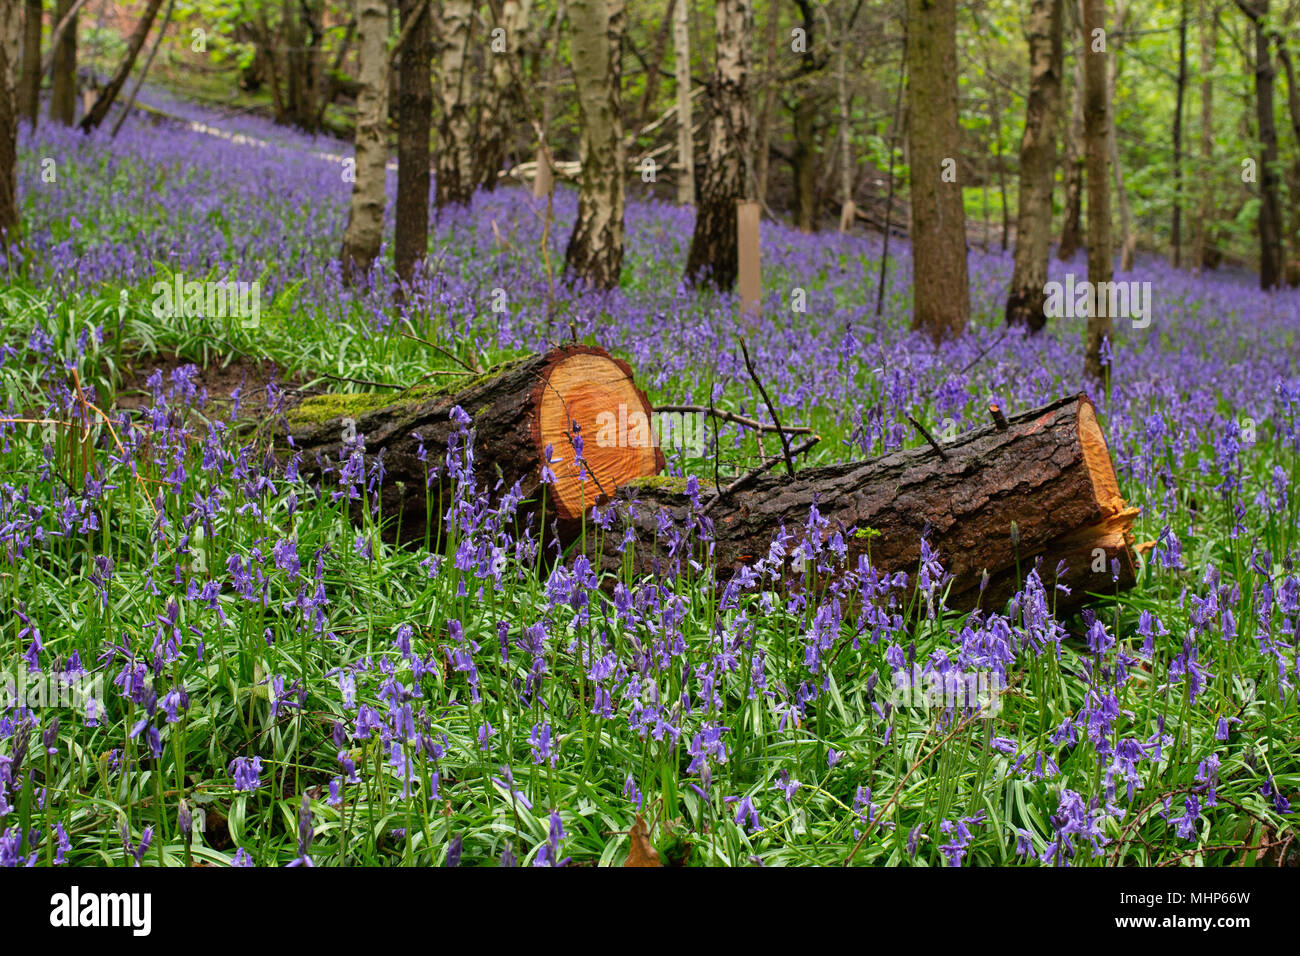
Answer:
636, 0, 674, 130
790, 0, 819, 233
1081, 0, 1112, 383
836, 17, 855, 232
435, 0, 476, 209
1058, 0, 1085, 260
49, 0, 75, 125
280, 346, 663, 545
395, 0, 433, 285
78, 0, 166, 133
906, 0, 969, 341
753, 0, 779, 208
476, 0, 531, 192
339, 0, 389, 280
1190, 0, 1215, 273
1106, 0, 1135, 272
684, 0, 753, 291
598, 394, 1137, 617
1171, 0, 1188, 266
20, 0, 40, 127
673, 0, 695, 204
1240, 0, 1284, 288
563, 0, 627, 289
1006, 0, 1063, 332
0, 1, 20, 248
109, 0, 175, 139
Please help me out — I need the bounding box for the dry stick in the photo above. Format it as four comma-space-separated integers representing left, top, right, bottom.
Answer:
396, 328, 482, 374
905, 413, 949, 461
110, 0, 177, 139
653, 404, 814, 435
736, 338, 795, 478
701, 436, 820, 517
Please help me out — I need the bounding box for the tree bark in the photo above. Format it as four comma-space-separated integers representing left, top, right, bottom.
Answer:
395, 0, 433, 285
1237, 0, 1284, 288
1081, 0, 1112, 383
1058, 0, 1085, 261
339, 0, 389, 280
20, 0, 40, 127
50, 0, 75, 126
1171, 0, 1188, 267
476, 0, 531, 191
1105, 0, 1134, 272
78, 0, 166, 133
0, 1, 21, 248
1191, 0, 1215, 273
906, 0, 969, 341
684, 0, 752, 291
1006, 0, 1063, 332
598, 394, 1137, 617
564, 0, 627, 289
435, 0, 476, 209
673, 0, 695, 204
280, 346, 663, 545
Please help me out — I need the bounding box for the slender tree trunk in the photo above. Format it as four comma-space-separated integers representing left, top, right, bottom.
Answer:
110, 0, 175, 139
395, 0, 432, 285
79, 0, 166, 133
673, 0, 695, 204
1006, 0, 1063, 332
836, 17, 854, 232
684, 0, 753, 291
1273, 26, 1300, 269
20, 0, 40, 127
1058, 0, 1085, 260
753, 0, 778, 207
339, 0, 389, 280
636, 0, 674, 129
435, 0, 475, 208
564, 0, 626, 289
477, 0, 531, 192
790, 0, 818, 232
906, 0, 969, 340
1191, 0, 1215, 273
1238, 0, 1283, 288
1082, 0, 1113, 382
50, 0, 75, 125
0, 1, 21, 248
1171, 0, 1188, 266
1106, 0, 1134, 272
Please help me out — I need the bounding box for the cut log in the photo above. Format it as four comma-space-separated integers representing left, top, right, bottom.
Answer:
279, 345, 663, 543
596, 394, 1138, 616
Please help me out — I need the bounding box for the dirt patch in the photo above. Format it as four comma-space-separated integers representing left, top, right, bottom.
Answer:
113, 351, 320, 422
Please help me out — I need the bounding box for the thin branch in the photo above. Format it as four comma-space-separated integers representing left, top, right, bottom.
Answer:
737, 337, 795, 478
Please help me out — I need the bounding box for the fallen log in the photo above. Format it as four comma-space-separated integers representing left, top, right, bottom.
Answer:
597, 394, 1138, 616
279, 345, 663, 543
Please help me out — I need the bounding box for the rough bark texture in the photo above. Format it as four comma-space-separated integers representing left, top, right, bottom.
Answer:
476, 0, 531, 191
1240, 0, 1284, 288
1081, 0, 1112, 383
685, 0, 752, 291
564, 0, 627, 290
673, 0, 695, 205
280, 346, 662, 545
435, 0, 475, 209
597, 395, 1138, 617
50, 0, 75, 126
1106, 0, 1135, 272
1191, 0, 1215, 273
339, 0, 389, 281
906, 0, 969, 341
20, 0, 40, 126
1006, 0, 1063, 332
395, 0, 432, 285
0, 0, 20, 247
78, 0, 165, 133
1058, 17, 1085, 262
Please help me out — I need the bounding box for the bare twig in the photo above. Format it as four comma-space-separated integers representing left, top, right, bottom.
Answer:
701, 435, 820, 516
906, 413, 949, 461
736, 337, 795, 478
654, 404, 813, 435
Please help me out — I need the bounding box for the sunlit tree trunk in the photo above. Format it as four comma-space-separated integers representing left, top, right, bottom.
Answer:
435, 0, 475, 209
1006, 0, 1063, 331
1106, 0, 1134, 272
673, 0, 695, 204
564, 0, 626, 289
684, 0, 753, 290
906, 0, 969, 340
339, 0, 389, 280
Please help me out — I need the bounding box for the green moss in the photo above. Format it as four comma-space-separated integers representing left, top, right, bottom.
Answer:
624, 475, 690, 494
286, 384, 443, 427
